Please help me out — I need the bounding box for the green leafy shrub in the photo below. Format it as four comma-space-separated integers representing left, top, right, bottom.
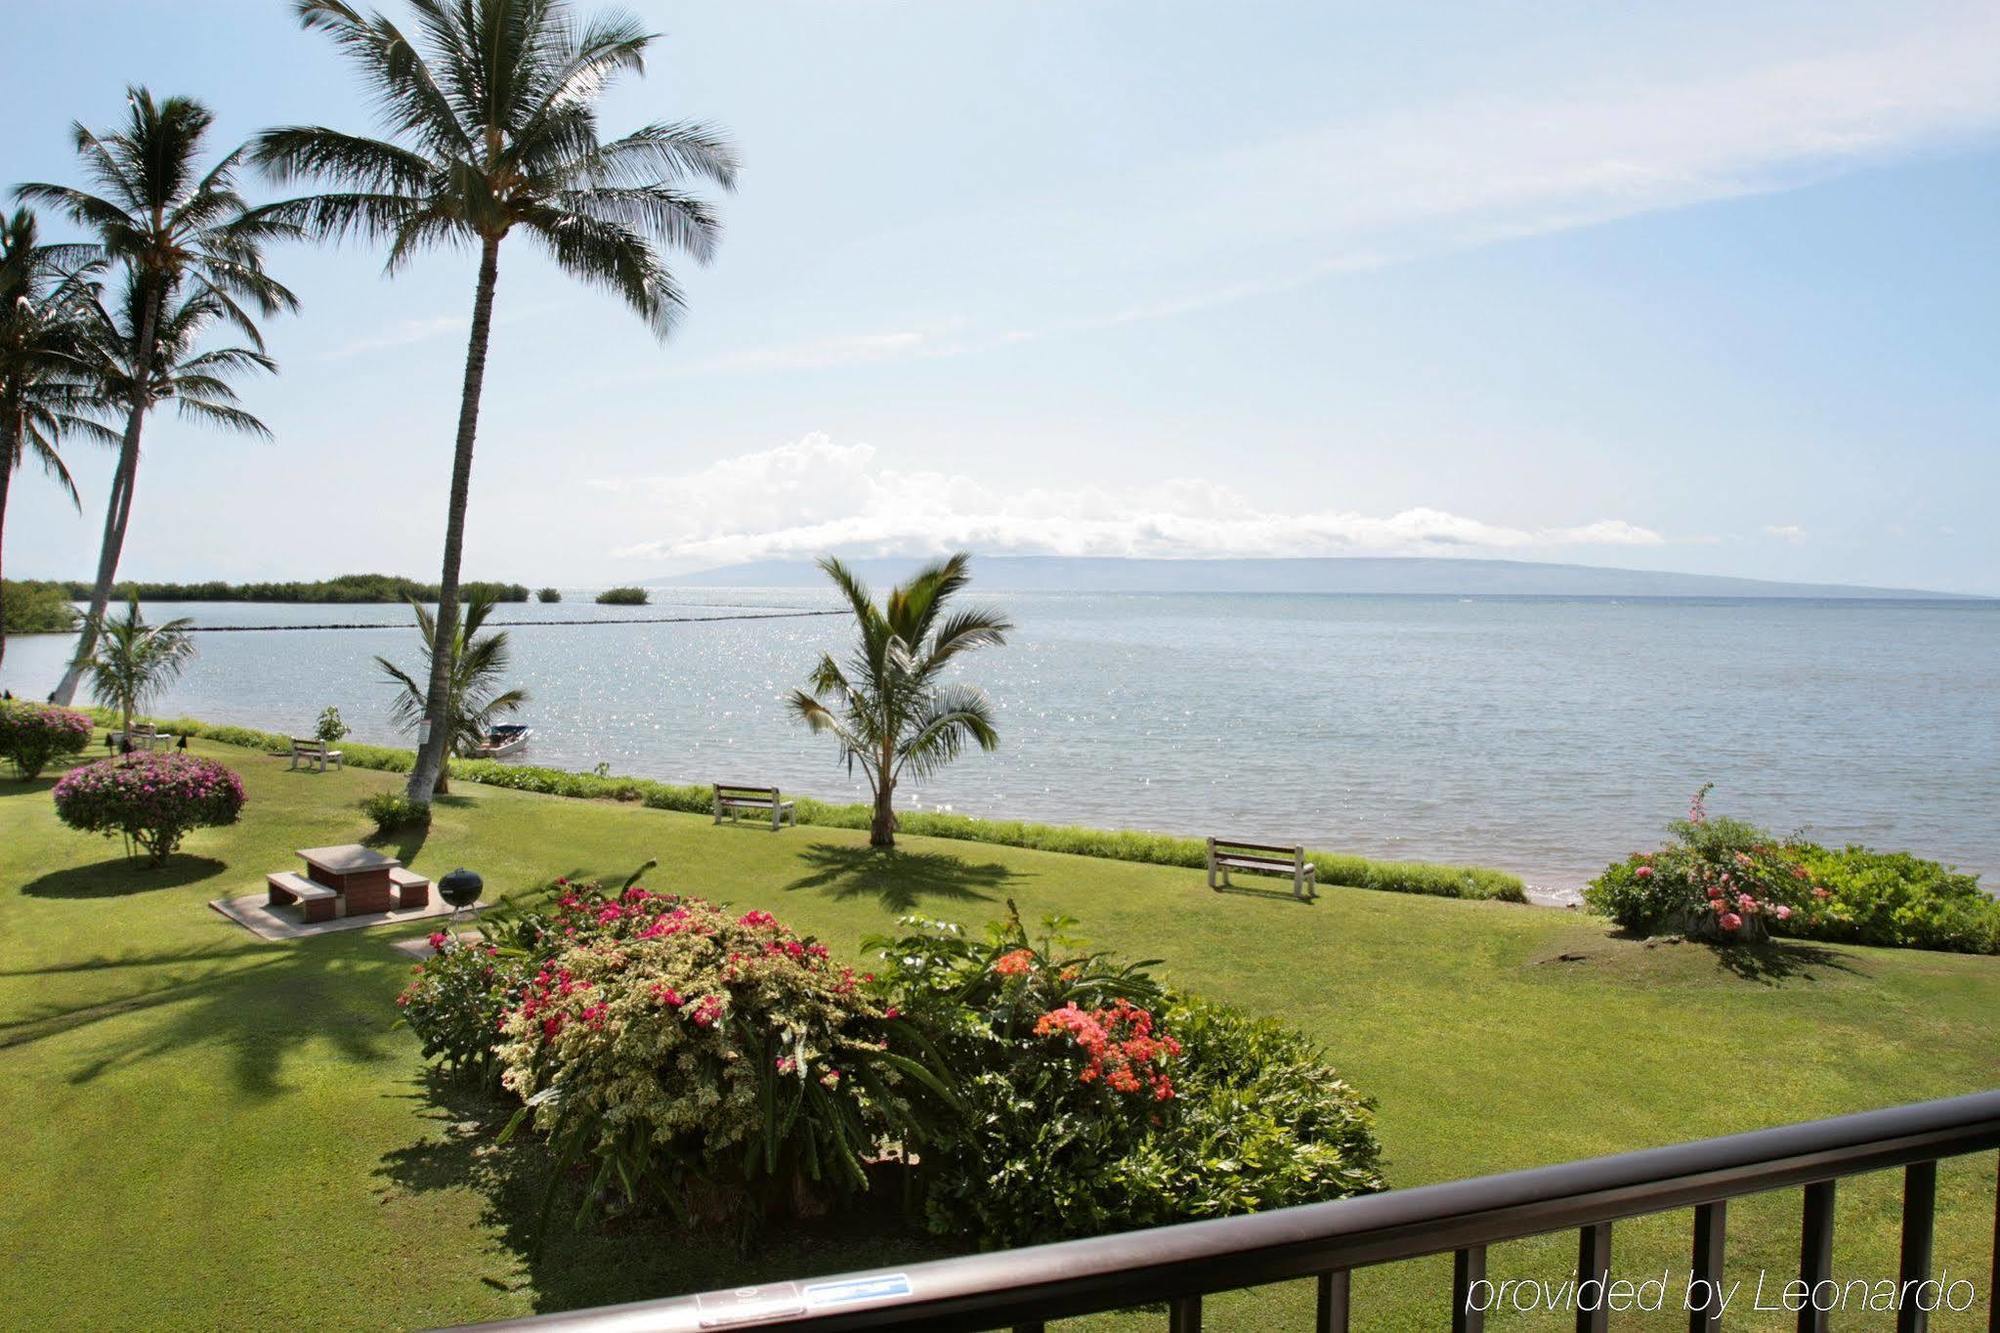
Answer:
593, 586, 649, 606
536, 587, 561, 603
494, 881, 942, 1230
0, 700, 93, 778
361, 790, 431, 834
1791, 846, 1998, 954
66, 574, 530, 603
872, 909, 1384, 1248
1, 579, 80, 634
313, 706, 351, 745
398, 932, 519, 1079
52, 752, 246, 864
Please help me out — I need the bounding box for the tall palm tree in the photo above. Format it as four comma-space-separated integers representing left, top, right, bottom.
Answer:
18, 87, 297, 705
76, 275, 279, 450
789, 555, 1013, 849
83, 598, 196, 738
376, 589, 528, 794
253, 0, 737, 804
0, 208, 114, 668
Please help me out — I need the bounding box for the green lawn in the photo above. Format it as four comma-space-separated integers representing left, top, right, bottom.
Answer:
2, 738, 1995, 1331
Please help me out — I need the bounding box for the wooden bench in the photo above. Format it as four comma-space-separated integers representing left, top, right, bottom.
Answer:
113, 725, 174, 752
289, 737, 344, 772
266, 871, 340, 922
389, 867, 431, 909
713, 782, 796, 831
1206, 837, 1318, 900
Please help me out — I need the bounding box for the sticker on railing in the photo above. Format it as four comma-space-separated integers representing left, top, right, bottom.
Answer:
803, 1274, 913, 1307
694, 1282, 806, 1328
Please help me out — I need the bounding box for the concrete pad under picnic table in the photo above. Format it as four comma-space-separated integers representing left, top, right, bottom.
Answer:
209, 892, 486, 942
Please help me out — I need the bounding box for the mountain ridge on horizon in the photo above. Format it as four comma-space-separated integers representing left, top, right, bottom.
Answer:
654, 555, 1989, 600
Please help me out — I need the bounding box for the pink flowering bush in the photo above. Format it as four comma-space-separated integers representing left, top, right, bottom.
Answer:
492, 880, 942, 1229
52, 752, 246, 864
398, 932, 519, 1080
1586, 785, 1807, 943
0, 700, 93, 779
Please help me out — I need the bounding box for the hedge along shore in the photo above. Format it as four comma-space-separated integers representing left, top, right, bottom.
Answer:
84, 708, 1527, 902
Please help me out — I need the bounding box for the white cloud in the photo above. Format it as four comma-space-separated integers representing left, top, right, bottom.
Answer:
323, 315, 466, 360
608, 433, 1667, 567
1764, 524, 1808, 543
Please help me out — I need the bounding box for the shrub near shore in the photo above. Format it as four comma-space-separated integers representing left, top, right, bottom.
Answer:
95, 709, 1526, 901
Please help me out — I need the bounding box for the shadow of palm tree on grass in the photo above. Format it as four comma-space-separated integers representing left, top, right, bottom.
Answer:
1708, 939, 1862, 985
783, 842, 1017, 912
21, 854, 227, 899
374, 1069, 954, 1314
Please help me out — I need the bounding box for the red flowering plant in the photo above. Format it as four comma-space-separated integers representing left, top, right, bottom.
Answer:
51, 752, 246, 865
869, 904, 1384, 1248
397, 931, 521, 1082
0, 700, 93, 779
1585, 784, 1809, 943
491, 877, 948, 1233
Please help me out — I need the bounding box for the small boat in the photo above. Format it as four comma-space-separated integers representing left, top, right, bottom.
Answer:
477, 724, 532, 759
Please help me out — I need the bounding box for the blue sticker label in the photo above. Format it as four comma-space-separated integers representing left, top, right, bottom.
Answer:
803, 1274, 913, 1307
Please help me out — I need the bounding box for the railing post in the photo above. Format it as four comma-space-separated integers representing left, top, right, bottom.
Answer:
1315, 1269, 1350, 1333
1167, 1294, 1201, 1333
1897, 1161, 1937, 1333
1452, 1246, 1486, 1333
1988, 1151, 1998, 1333
1798, 1180, 1836, 1333
1577, 1222, 1612, 1333
1689, 1201, 1726, 1333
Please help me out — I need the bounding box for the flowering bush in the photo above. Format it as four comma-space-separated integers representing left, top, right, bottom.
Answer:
0, 700, 93, 779
1586, 785, 1808, 943
494, 880, 942, 1229
870, 907, 1383, 1247
51, 752, 245, 864
398, 932, 520, 1079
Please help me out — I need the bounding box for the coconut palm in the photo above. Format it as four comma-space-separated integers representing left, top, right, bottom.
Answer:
252, 0, 738, 805
788, 555, 1013, 849
74, 274, 279, 450
376, 589, 528, 794
83, 598, 197, 737
18, 88, 297, 704
0, 208, 114, 667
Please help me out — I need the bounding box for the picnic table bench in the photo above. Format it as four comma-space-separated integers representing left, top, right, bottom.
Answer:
266, 845, 432, 920
713, 782, 796, 831
289, 737, 344, 772
1206, 837, 1318, 900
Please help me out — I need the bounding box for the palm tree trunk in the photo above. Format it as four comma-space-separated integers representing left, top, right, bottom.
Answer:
51, 284, 160, 706
407, 237, 501, 803
871, 738, 897, 848
0, 415, 14, 671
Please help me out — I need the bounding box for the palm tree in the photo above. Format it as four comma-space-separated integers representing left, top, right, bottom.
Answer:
789, 555, 1013, 849
376, 589, 528, 794
0, 208, 114, 668
83, 598, 196, 737
18, 88, 297, 705
75, 274, 279, 452
252, 0, 738, 805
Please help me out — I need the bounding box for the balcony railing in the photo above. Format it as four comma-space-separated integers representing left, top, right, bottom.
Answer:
461, 1089, 2000, 1333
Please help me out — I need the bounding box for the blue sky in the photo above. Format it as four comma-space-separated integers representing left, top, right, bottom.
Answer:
4, 0, 1998, 592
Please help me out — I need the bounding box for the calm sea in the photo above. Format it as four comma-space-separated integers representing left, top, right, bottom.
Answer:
5, 590, 1995, 893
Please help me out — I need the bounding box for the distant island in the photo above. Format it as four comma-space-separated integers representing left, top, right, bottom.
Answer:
659, 555, 1991, 600
39, 574, 531, 604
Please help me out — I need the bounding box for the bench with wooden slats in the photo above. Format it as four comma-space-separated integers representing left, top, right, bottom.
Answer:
266, 871, 340, 922
712, 782, 796, 831
289, 737, 344, 772
1205, 837, 1318, 900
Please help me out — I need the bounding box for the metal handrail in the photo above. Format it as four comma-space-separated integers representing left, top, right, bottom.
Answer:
457, 1089, 2000, 1332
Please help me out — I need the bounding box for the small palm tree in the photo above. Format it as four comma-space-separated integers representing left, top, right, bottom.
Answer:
83, 599, 197, 737
0, 207, 114, 667
253, 0, 738, 805
375, 590, 528, 794
19, 87, 296, 704
789, 555, 1013, 849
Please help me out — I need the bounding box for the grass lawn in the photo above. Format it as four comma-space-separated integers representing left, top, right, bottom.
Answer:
2, 737, 1995, 1331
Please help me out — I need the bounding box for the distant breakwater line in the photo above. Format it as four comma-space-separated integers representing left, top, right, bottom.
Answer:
176, 609, 846, 633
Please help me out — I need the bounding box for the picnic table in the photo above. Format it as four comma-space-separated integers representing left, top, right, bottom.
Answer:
266, 844, 431, 921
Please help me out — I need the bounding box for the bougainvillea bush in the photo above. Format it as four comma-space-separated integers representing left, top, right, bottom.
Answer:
870, 909, 1384, 1248
51, 752, 246, 864
1588, 785, 1997, 954
0, 700, 93, 779
492, 881, 945, 1231
398, 932, 520, 1080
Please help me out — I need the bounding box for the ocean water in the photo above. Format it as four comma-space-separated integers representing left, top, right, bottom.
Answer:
4, 590, 1995, 892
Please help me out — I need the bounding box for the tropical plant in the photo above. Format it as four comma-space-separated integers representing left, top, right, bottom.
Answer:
19, 88, 296, 704
536, 586, 561, 603
789, 554, 1012, 848
253, 0, 738, 806
0, 700, 94, 779
313, 705, 351, 745
52, 750, 245, 864
594, 585, 647, 606
0, 208, 111, 667
398, 931, 518, 1080
81, 599, 197, 738
361, 789, 431, 834
2, 580, 82, 636
375, 590, 527, 793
